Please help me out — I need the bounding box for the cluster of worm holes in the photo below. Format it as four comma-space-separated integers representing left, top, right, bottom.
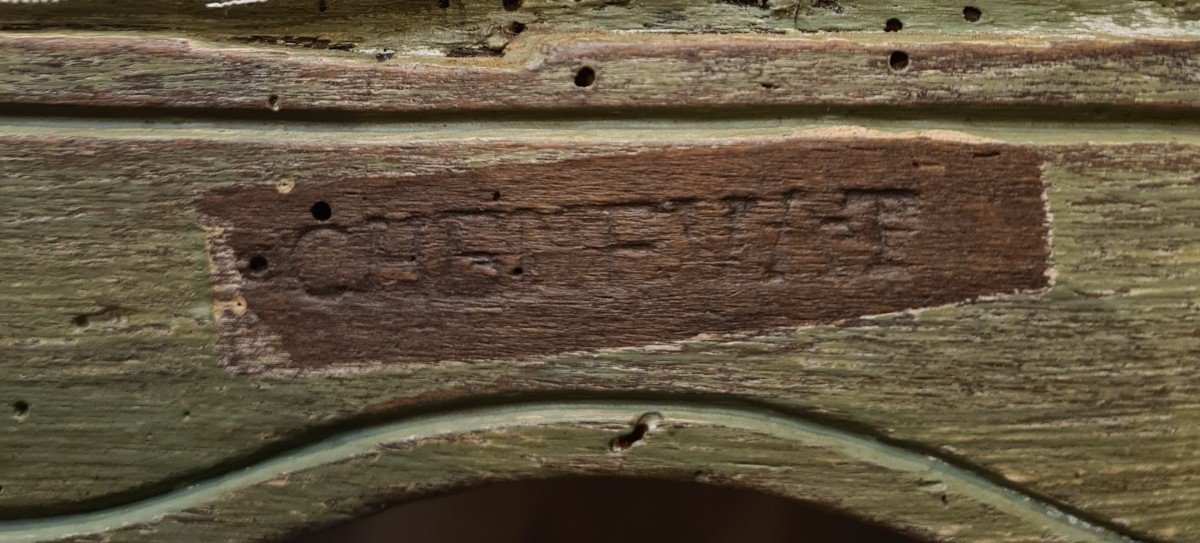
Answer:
281, 0, 981, 102
885, 6, 980, 31
276, 5, 988, 113
246, 201, 332, 273
884, 7, 980, 72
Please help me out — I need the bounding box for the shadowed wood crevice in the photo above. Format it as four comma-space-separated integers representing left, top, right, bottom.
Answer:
198, 138, 1049, 373
289, 475, 930, 543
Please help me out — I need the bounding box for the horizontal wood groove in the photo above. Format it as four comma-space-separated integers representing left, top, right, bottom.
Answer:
1, 33, 1198, 114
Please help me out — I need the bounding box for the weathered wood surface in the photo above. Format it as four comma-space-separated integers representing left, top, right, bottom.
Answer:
2, 34, 1200, 113
1, 126, 1198, 542
0, 0, 1199, 541
1, 0, 1198, 56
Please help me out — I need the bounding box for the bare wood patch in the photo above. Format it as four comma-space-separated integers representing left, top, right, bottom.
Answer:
198, 137, 1050, 372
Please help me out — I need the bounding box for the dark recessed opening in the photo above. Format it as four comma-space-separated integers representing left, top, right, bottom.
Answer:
317, 0, 328, 11
610, 422, 649, 451
437, 0, 450, 8
511, 266, 524, 275
508, 21, 526, 34
963, 6, 981, 21
267, 94, 280, 111
12, 400, 29, 419
311, 201, 333, 221
72, 314, 89, 327
574, 66, 596, 87
249, 255, 269, 272
492, 190, 502, 201
502, 0, 521, 11
291, 476, 930, 543
888, 50, 910, 71
884, 18, 903, 32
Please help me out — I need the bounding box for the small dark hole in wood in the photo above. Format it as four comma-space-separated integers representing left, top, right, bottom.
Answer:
963, 6, 981, 21
267, 94, 280, 111
249, 255, 269, 272
888, 50, 910, 71
508, 21, 526, 34
574, 66, 596, 87
12, 400, 29, 419
502, 0, 521, 11
610, 423, 648, 451
72, 314, 89, 327
512, 266, 524, 276
311, 201, 333, 221
437, 0, 450, 7
317, 0, 328, 11
492, 190, 501, 201
610, 413, 661, 451
884, 18, 903, 32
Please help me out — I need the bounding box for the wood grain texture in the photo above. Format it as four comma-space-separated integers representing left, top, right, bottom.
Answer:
197, 139, 1048, 372
1, 0, 1197, 58
1, 2, 1199, 539
1, 33, 1200, 113
6, 404, 1135, 543
0, 127, 1197, 541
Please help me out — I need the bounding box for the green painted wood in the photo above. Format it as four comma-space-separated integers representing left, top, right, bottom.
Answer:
0, 0, 1197, 58
0, 402, 1135, 543
0, 124, 1197, 541
0, 34, 1199, 113
0, 0, 1198, 540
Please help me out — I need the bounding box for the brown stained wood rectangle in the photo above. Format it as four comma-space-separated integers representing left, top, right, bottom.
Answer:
198, 138, 1050, 371
0, 34, 1198, 113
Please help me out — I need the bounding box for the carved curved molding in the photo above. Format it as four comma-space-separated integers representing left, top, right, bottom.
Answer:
0, 401, 1136, 543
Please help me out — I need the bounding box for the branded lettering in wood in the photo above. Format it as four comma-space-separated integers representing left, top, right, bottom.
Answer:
199, 138, 1050, 372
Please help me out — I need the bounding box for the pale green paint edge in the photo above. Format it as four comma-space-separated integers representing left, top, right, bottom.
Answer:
3, 117, 1200, 145
0, 401, 1135, 543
